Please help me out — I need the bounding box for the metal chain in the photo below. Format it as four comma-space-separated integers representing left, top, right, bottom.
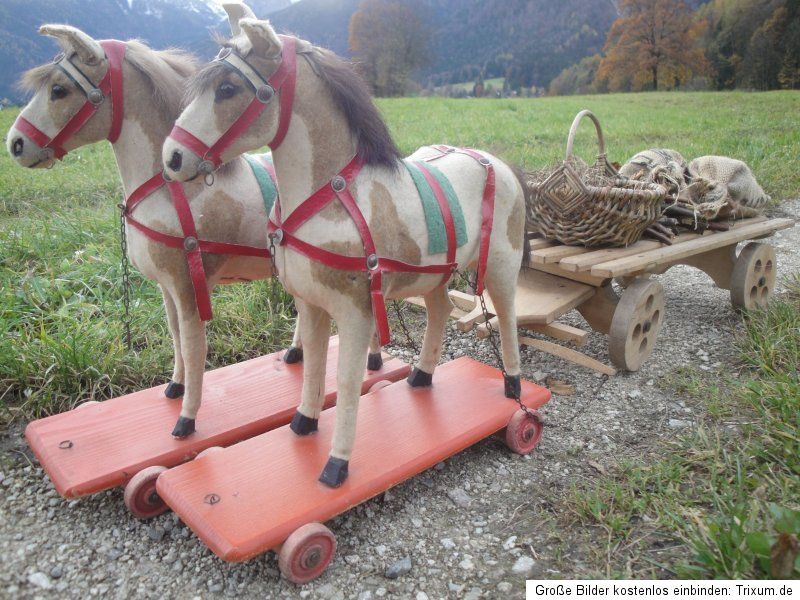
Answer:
267, 234, 280, 311
117, 204, 132, 351
456, 270, 535, 419
391, 300, 419, 354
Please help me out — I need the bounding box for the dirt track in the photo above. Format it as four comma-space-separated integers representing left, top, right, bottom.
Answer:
1, 200, 797, 599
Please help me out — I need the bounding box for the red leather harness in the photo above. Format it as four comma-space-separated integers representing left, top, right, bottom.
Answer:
12, 40, 274, 321
166, 35, 497, 344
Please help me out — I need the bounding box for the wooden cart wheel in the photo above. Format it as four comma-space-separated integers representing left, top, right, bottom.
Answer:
504, 409, 543, 455
278, 522, 337, 584
195, 446, 222, 460
123, 465, 168, 519
368, 379, 392, 394
730, 242, 776, 311
609, 278, 665, 372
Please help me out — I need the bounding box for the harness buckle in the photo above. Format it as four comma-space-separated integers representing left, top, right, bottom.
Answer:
38, 148, 54, 162
198, 160, 216, 175
478, 157, 491, 166
256, 85, 275, 104
87, 88, 105, 106
183, 236, 199, 252
162, 169, 172, 182
52, 53, 65, 64
366, 254, 379, 271
269, 228, 284, 245
215, 48, 233, 61
331, 176, 346, 193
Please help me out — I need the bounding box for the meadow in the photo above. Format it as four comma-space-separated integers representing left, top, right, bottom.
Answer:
0, 91, 798, 578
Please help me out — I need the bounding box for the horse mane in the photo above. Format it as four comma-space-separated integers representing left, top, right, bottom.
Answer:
187, 35, 401, 170
302, 45, 401, 170
19, 39, 198, 122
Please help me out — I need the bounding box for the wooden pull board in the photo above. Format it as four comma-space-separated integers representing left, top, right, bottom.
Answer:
156, 357, 550, 562
25, 337, 410, 499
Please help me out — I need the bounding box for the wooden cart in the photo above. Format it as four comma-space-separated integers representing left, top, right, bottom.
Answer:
426, 216, 794, 375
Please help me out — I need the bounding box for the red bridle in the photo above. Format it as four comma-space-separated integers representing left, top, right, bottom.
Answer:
168, 35, 297, 176
13, 40, 126, 161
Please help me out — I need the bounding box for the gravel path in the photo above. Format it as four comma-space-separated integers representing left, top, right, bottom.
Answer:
1, 201, 797, 599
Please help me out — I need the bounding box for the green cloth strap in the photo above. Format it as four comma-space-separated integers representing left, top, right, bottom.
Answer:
403, 160, 468, 255
243, 153, 278, 215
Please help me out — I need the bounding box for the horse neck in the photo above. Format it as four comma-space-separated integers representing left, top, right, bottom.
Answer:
271, 63, 356, 213
111, 59, 184, 196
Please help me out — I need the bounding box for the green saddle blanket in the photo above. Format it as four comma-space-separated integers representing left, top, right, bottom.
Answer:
243, 153, 278, 215
403, 160, 468, 255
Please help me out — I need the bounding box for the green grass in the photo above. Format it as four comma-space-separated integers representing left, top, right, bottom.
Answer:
565, 277, 800, 579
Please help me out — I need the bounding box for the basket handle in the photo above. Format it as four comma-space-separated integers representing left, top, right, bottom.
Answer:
565, 109, 606, 162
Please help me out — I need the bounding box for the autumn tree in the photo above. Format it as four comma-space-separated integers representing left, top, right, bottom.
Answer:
348, 0, 430, 97
596, 0, 707, 92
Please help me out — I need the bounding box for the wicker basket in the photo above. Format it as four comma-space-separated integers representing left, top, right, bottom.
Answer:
527, 110, 666, 247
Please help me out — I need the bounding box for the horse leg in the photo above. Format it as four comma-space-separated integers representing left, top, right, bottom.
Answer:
170, 288, 207, 438
367, 332, 383, 371
283, 315, 304, 364
407, 285, 452, 387
290, 300, 331, 435
320, 313, 372, 487
484, 265, 522, 398
161, 286, 185, 399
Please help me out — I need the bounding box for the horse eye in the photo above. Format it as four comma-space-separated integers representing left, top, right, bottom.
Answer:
50, 84, 68, 100
215, 81, 240, 101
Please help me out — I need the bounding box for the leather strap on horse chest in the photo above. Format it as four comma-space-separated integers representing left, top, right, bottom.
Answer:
13, 40, 126, 161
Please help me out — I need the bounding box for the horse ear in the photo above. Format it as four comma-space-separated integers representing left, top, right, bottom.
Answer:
239, 18, 282, 58
39, 24, 104, 65
221, 2, 256, 36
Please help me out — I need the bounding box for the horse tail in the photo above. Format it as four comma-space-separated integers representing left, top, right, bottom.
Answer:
510, 165, 532, 268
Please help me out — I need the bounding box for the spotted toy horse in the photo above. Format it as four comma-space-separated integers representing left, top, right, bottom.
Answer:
163, 16, 530, 486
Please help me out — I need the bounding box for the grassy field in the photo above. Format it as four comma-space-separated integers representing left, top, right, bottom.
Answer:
0, 91, 798, 578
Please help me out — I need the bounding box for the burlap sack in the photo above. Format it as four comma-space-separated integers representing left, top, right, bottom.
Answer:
686, 156, 770, 219
619, 149, 689, 195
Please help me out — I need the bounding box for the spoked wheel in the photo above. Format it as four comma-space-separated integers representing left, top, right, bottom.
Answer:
504, 409, 543, 455
195, 446, 223, 460
609, 278, 665, 372
368, 379, 392, 394
731, 242, 776, 311
123, 465, 168, 519
278, 522, 337, 584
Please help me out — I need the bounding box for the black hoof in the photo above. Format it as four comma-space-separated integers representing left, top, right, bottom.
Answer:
504, 374, 521, 399
319, 457, 349, 488
283, 346, 303, 364
367, 352, 383, 371
164, 381, 184, 399
407, 367, 433, 387
290, 411, 318, 435
172, 416, 196, 438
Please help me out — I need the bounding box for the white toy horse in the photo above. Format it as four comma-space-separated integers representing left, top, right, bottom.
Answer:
6, 10, 383, 438
163, 17, 529, 486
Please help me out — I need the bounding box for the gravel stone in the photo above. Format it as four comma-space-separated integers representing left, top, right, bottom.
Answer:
27, 572, 52, 590
49, 565, 63, 579
512, 555, 535, 575
446, 488, 472, 508
384, 556, 412, 579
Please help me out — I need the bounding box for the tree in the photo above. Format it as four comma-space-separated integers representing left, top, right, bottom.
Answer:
348, 0, 430, 97
595, 0, 707, 92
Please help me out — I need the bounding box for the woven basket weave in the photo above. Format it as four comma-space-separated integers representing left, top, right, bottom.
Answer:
527, 110, 666, 247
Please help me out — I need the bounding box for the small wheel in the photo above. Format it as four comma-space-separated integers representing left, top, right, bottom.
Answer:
731, 242, 776, 311
504, 409, 543, 455
123, 466, 168, 519
368, 379, 392, 394
278, 522, 337, 584
76, 401, 99, 410
195, 446, 222, 460
609, 278, 665, 371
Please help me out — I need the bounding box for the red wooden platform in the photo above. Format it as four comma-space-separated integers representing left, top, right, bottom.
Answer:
25, 337, 410, 499
156, 357, 551, 562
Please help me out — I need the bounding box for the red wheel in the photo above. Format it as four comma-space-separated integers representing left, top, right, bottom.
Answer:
368, 379, 392, 394
123, 465, 168, 519
278, 522, 337, 584
195, 446, 223, 460
504, 410, 543, 455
